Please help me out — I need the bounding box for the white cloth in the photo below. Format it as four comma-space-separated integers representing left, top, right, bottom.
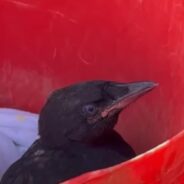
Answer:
0, 108, 38, 179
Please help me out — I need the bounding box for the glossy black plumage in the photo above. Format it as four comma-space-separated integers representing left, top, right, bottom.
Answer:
1, 80, 156, 184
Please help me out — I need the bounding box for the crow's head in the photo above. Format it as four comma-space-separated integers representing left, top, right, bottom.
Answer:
39, 81, 157, 147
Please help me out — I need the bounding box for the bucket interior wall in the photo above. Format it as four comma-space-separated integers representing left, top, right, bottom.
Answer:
1, 0, 184, 154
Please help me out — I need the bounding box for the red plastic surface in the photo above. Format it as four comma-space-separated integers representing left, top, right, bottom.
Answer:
63, 132, 184, 184
1, 0, 184, 183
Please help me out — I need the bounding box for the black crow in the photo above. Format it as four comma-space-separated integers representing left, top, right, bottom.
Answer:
1, 80, 157, 184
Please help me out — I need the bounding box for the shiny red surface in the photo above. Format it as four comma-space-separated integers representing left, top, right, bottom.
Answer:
1, 0, 184, 183
62, 131, 184, 184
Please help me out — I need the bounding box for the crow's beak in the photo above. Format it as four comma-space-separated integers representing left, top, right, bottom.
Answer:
101, 81, 158, 117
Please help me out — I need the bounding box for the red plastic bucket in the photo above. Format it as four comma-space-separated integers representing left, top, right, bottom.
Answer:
1, 0, 184, 183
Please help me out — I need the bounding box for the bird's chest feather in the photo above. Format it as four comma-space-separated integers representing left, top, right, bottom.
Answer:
24, 144, 125, 183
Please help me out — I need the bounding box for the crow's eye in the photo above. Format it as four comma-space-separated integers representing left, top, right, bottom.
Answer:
83, 104, 97, 116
